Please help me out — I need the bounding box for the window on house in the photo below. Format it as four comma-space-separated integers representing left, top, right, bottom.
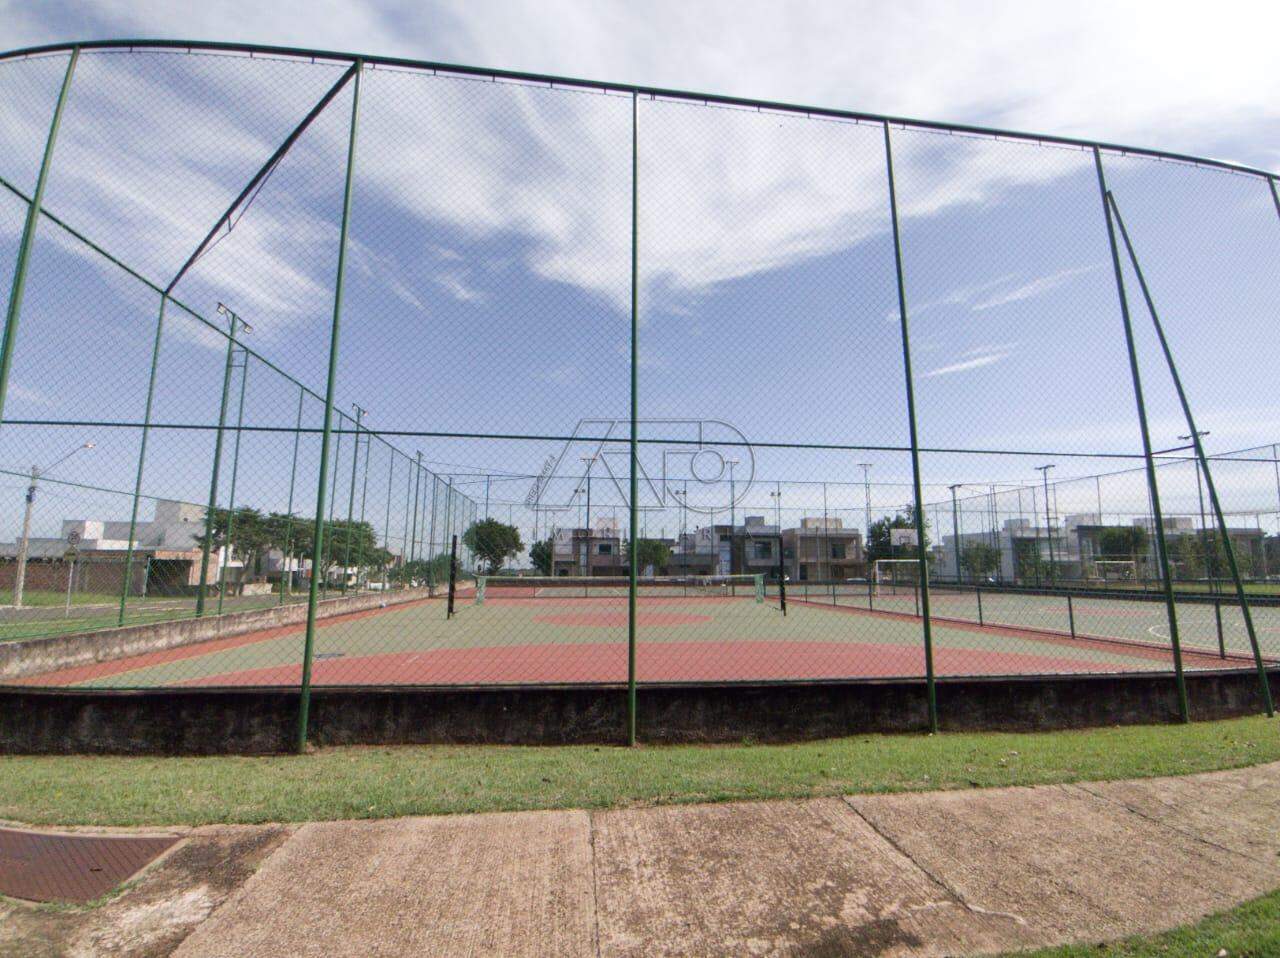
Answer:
597, 543, 612, 555
830, 544, 845, 560
752, 541, 772, 559
719, 533, 731, 542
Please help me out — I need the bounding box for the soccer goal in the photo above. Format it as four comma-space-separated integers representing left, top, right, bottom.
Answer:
871, 559, 922, 597
1092, 559, 1137, 582
475, 574, 765, 605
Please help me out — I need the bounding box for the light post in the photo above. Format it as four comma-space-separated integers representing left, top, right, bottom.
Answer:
948, 484, 963, 584
725, 458, 740, 576
197, 302, 251, 616
12, 441, 95, 608
580, 454, 597, 575
856, 463, 872, 540
1180, 431, 1212, 587
1036, 465, 1056, 584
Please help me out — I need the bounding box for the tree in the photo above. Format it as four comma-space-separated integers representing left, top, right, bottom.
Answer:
529, 538, 553, 576
960, 542, 1000, 581
462, 519, 524, 574
865, 506, 930, 565
1099, 525, 1148, 559
634, 538, 671, 575
1014, 538, 1045, 583
193, 506, 272, 591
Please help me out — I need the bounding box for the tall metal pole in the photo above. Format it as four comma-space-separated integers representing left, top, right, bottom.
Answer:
1108, 189, 1273, 716
195, 320, 239, 617
626, 90, 641, 746
118, 294, 167, 625
883, 122, 937, 733
279, 386, 305, 605
297, 61, 362, 753
949, 484, 962, 583
1037, 465, 1056, 584
216, 347, 250, 614
382, 450, 394, 589
341, 404, 366, 592
355, 417, 372, 591
1094, 150, 1189, 722
408, 451, 422, 566
0, 49, 78, 428
426, 473, 439, 590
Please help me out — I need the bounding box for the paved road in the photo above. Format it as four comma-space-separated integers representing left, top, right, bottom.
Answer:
5, 762, 1279, 956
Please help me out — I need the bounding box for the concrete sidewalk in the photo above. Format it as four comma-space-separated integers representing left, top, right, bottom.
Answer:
172, 762, 1280, 957
8, 762, 1280, 957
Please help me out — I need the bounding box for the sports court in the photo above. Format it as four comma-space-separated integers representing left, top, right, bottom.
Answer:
17, 577, 1272, 690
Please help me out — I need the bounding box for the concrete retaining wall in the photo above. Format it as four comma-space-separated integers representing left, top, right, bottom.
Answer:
2, 667, 1275, 754
0, 587, 434, 681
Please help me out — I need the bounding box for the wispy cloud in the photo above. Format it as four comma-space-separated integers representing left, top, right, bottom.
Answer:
972, 264, 1100, 311
922, 345, 1014, 378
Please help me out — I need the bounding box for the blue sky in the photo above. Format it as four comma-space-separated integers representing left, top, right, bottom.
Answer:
1, 1, 1279, 553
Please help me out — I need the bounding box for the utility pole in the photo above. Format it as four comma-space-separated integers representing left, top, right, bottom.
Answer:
1036, 465, 1056, 584
948, 484, 963, 583
12, 442, 95, 607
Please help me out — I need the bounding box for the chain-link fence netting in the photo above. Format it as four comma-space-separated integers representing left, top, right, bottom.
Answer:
1, 43, 1276, 740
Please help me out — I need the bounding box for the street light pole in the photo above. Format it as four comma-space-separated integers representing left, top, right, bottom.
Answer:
1036, 465, 1056, 584
12, 441, 95, 608
857, 463, 872, 543
948, 484, 963, 584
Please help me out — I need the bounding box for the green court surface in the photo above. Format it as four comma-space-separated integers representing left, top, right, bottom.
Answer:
17, 584, 1270, 690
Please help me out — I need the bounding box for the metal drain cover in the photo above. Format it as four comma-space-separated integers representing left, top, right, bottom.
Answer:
0, 827, 180, 903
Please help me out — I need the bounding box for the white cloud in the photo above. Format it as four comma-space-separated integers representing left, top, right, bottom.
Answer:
921, 349, 1011, 378
972, 265, 1100, 311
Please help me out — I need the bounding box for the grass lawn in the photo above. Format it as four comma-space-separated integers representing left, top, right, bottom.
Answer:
1012, 886, 1280, 957
0, 715, 1276, 827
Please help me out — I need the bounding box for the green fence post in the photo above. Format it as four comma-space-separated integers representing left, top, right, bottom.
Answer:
217, 350, 250, 614
298, 60, 362, 754
382, 447, 394, 589
409, 452, 422, 567
0, 49, 78, 427
1093, 149, 1189, 723
195, 317, 240, 617
426, 472, 438, 593
883, 122, 938, 733
118, 293, 167, 626
341, 404, 366, 593
279, 386, 305, 606
1107, 189, 1274, 717
627, 90, 641, 746
354, 425, 372, 591
322, 418, 343, 597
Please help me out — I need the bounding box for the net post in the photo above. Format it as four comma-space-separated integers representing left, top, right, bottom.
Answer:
883, 122, 937, 734
0, 48, 78, 429
118, 293, 167, 626
976, 587, 983, 626
1067, 593, 1076, 639
297, 61, 362, 755
1093, 150, 1189, 723
447, 534, 458, 618
1106, 186, 1274, 718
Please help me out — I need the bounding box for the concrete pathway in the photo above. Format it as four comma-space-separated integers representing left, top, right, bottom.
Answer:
8, 763, 1280, 957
